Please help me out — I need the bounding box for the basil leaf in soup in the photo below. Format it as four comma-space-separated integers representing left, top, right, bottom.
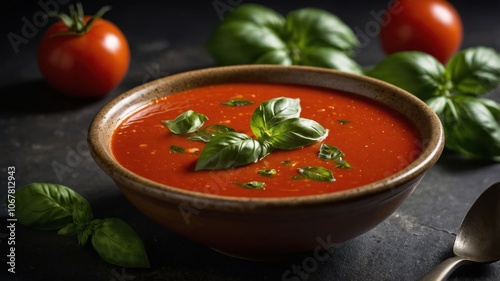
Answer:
250, 97, 301, 139
257, 169, 277, 177
195, 132, 271, 170
161, 110, 208, 135
187, 124, 235, 142
298, 166, 335, 182
170, 145, 185, 153
318, 143, 351, 169
266, 118, 327, 150
221, 98, 255, 107
234, 181, 266, 190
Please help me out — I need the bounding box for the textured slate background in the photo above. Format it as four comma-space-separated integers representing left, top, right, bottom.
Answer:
1, 1, 499, 280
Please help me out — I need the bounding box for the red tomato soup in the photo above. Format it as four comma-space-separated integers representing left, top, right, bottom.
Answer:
111, 83, 422, 198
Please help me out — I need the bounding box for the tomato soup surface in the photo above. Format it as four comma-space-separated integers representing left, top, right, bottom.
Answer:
111, 83, 422, 198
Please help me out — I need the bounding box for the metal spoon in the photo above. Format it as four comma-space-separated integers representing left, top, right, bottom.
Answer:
419, 182, 500, 281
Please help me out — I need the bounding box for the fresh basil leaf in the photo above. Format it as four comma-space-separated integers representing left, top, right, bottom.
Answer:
195, 132, 270, 170
90, 219, 103, 231
281, 160, 298, 167
15, 183, 89, 231
57, 223, 78, 236
297, 166, 335, 182
222, 3, 285, 33
266, 118, 327, 150
77, 226, 92, 246
161, 110, 208, 135
284, 8, 359, 56
205, 4, 287, 65
91, 218, 150, 268
446, 47, 500, 95
187, 124, 235, 142
170, 145, 185, 153
476, 97, 500, 120
367, 52, 448, 101
250, 97, 301, 138
255, 49, 292, 65
72, 198, 93, 225
438, 96, 500, 161
71, 199, 93, 246
318, 144, 351, 169
257, 169, 277, 177
233, 181, 266, 190
205, 4, 361, 73
300, 47, 363, 74
221, 98, 255, 107
318, 143, 344, 160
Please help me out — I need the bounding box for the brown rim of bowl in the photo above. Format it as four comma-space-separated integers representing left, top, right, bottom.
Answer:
88, 65, 444, 210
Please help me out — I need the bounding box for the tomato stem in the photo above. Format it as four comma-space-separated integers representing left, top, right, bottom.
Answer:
51, 3, 111, 37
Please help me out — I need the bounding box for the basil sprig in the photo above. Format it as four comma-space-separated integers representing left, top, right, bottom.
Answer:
195, 97, 328, 170
368, 47, 500, 161
205, 4, 362, 74
14, 183, 150, 268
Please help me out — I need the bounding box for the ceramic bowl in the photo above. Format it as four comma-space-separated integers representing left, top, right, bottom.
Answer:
88, 65, 444, 260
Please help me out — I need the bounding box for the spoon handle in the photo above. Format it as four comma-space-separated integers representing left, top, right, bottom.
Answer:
419, 256, 472, 281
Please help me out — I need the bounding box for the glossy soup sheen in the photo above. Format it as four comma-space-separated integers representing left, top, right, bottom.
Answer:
111, 83, 422, 198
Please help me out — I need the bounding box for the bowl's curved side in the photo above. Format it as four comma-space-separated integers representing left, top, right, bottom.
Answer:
88, 65, 444, 259
113, 173, 423, 259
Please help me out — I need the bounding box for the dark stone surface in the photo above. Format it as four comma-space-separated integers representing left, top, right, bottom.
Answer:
1, 1, 499, 280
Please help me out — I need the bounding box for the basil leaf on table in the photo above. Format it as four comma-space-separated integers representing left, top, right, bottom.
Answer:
187, 124, 235, 142
205, 4, 288, 65
367, 51, 447, 101
284, 7, 359, 56
301, 47, 363, 74
205, 4, 361, 73
195, 132, 270, 170
446, 47, 500, 95
15, 183, 89, 230
367, 47, 500, 161
432, 96, 500, 161
250, 97, 301, 138
266, 118, 327, 150
92, 218, 150, 268
161, 110, 208, 135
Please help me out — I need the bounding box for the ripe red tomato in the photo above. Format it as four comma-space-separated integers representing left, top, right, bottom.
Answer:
379, 0, 463, 64
38, 6, 129, 98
